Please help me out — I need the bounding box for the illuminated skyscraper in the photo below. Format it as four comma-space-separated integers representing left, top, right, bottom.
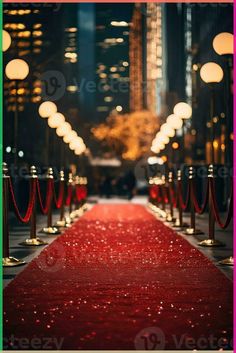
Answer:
129, 4, 167, 118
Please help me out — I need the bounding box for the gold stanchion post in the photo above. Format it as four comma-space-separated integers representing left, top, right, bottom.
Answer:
159, 175, 167, 218
55, 170, 70, 228
70, 175, 81, 219
65, 172, 74, 224
184, 166, 204, 236
166, 172, 176, 223
3, 163, 26, 267
20, 166, 48, 246
40, 167, 61, 235
199, 164, 225, 247
173, 170, 189, 229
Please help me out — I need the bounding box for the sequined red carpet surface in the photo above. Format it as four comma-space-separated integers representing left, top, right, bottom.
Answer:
4, 204, 233, 350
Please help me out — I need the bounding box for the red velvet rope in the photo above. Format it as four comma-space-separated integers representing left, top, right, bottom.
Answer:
53, 181, 64, 209
169, 184, 177, 208
79, 185, 87, 201
8, 178, 36, 223
149, 185, 159, 200
179, 181, 190, 211
36, 179, 53, 215
210, 179, 233, 229
65, 185, 73, 206
192, 180, 209, 215
162, 185, 169, 204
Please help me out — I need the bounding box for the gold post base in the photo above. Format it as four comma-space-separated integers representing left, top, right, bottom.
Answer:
39, 227, 61, 235
172, 219, 189, 228
184, 228, 204, 236
54, 220, 71, 228
198, 239, 225, 247
19, 237, 48, 246
82, 204, 88, 211
3, 256, 26, 267
219, 256, 234, 266
159, 210, 166, 218
70, 211, 78, 220
166, 214, 176, 223
66, 216, 74, 224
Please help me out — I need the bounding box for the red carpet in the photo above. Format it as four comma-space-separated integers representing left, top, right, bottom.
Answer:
4, 204, 233, 350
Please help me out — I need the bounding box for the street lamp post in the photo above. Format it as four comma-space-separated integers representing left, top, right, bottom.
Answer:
173, 102, 192, 165
38, 101, 57, 166
213, 32, 233, 165
5, 59, 29, 168
200, 62, 224, 164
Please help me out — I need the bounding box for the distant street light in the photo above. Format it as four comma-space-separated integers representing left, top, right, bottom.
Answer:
213, 32, 233, 56
173, 102, 192, 120
200, 60, 224, 89
63, 130, 78, 143
166, 114, 183, 130
5, 59, 29, 80
3, 30, 11, 52
69, 137, 84, 151
200, 62, 224, 84
5, 58, 29, 168
160, 123, 175, 138
38, 101, 57, 166
173, 102, 192, 164
48, 113, 65, 128
56, 122, 72, 137
38, 101, 57, 118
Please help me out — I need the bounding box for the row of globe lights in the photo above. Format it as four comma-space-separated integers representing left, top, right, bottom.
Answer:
151, 32, 233, 157
38, 101, 86, 156
151, 102, 192, 155
3, 30, 87, 158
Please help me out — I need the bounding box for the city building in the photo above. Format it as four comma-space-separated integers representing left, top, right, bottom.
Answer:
129, 4, 168, 119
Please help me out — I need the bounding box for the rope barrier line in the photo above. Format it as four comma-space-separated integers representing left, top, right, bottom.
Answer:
65, 184, 73, 206
210, 178, 233, 229
9, 178, 36, 224
3, 162, 89, 265
179, 182, 190, 211
36, 178, 53, 215
192, 180, 209, 215
149, 165, 232, 250
169, 185, 177, 208
53, 180, 64, 209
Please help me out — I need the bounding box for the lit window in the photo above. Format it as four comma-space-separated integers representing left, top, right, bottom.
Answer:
116, 105, 123, 112
104, 96, 113, 103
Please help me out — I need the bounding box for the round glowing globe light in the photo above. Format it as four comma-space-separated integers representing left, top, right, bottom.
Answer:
63, 130, 77, 143
56, 122, 72, 137
200, 62, 224, 84
173, 102, 192, 120
69, 137, 84, 151
38, 101, 57, 118
166, 114, 183, 130
213, 32, 233, 55
156, 132, 170, 144
48, 113, 65, 128
5, 59, 29, 80
159, 143, 165, 151
160, 123, 175, 138
151, 145, 160, 154
3, 30, 11, 52
75, 144, 86, 155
